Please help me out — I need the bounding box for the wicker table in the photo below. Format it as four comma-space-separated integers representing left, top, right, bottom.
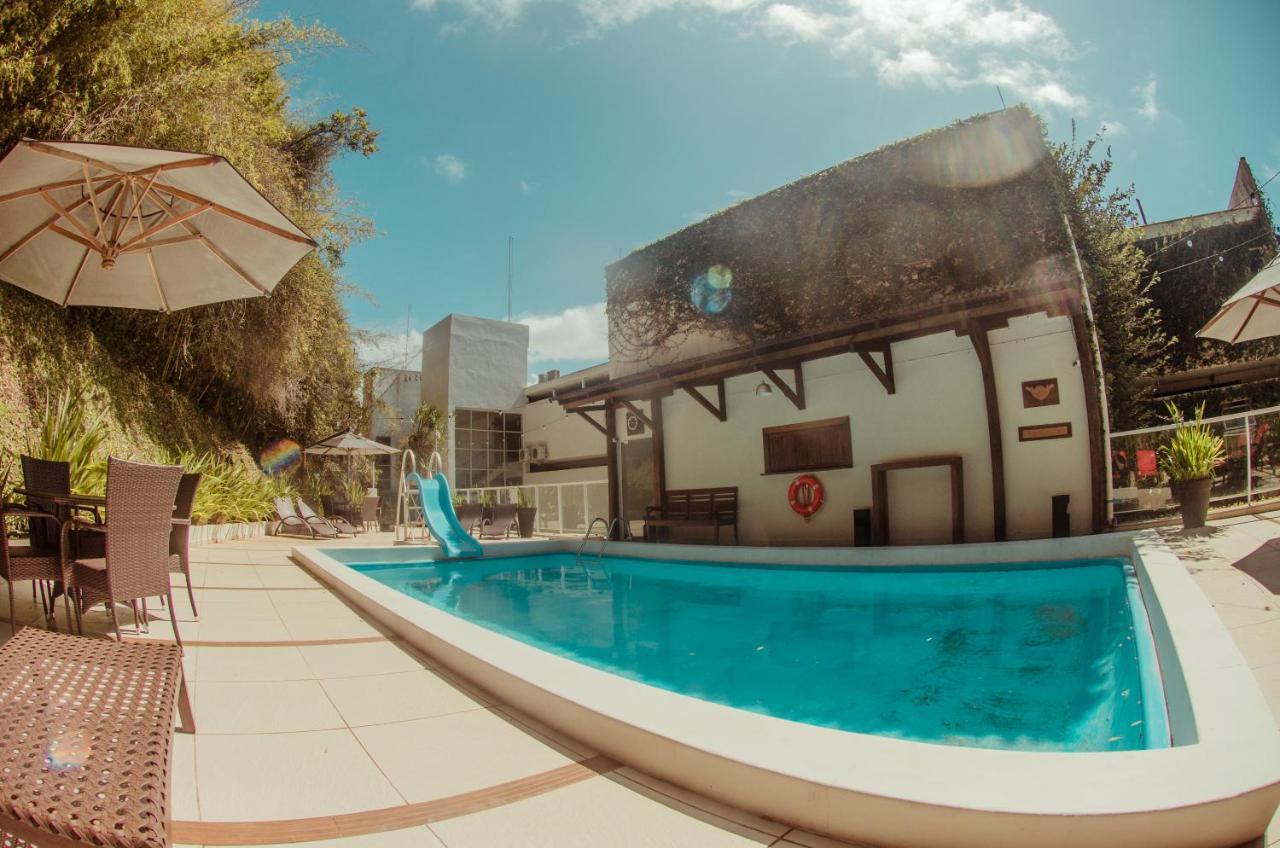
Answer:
0, 628, 192, 848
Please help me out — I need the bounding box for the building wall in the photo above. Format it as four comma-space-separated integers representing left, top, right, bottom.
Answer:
657, 312, 1091, 546
519, 396, 608, 487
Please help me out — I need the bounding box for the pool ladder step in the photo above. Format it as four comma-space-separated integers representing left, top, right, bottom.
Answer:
576, 517, 617, 573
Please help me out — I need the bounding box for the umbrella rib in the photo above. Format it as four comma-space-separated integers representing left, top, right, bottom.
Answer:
114, 171, 161, 246
120, 234, 204, 253
144, 188, 271, 294
82, 162, 107, 237
62, 247, 93, 307
150, 179, 316, 246
26, 140, 126, 175
1231, 297, 1263, 344
40, 191, 103, 250
117, 202, 211, 251
146, 250, 170, 312
48, 224, 100, 253
0, 173, 117, 206
0, 188, 107, 267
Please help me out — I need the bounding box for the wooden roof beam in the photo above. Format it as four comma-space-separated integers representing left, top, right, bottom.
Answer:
855, 345, 895, 394
680, 381, 727, 422
618, 398, 654, 430
576, 409, 609, 438
762, 364, 805, 410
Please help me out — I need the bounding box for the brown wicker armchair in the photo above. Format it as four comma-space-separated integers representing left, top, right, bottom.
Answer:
0, 502, 63, 635
62, 458, 186, 648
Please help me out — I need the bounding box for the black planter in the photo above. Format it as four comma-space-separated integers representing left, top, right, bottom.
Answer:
1170, 477, 1213, 530
516, 506, 537, 538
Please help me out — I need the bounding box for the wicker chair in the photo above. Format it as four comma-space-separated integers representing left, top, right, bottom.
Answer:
62, 458, 186, 648
0, 627, 193, 848
0, 502, 63, 635
360, 495, 380, 531
168, 472, 201, 618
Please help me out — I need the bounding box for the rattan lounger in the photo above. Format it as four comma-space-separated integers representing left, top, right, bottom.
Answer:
0, 627, 193, 848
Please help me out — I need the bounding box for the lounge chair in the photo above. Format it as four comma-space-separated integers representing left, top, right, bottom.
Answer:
297, 498, 355, 537
273, 497, 336, 538
456, 502, 482, 535
479, 503, 518, 539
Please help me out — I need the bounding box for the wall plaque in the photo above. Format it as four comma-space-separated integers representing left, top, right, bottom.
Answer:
1022, 378, 1060, 408
1019, 422, 1072, 442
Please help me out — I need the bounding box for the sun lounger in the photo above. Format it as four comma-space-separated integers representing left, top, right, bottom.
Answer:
456, 502, 482, 535
273, 497, 336, 538
297, 498, 354, 537
479, 503, 518, 539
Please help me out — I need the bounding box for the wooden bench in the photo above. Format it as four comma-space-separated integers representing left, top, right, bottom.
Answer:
644, 487, 739, 545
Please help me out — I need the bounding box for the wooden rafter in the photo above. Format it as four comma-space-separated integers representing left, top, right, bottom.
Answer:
145, 189, 270, 294
153, 180, 315, 246
762, 364, 805, 410
967, 321, 1006, 542
146, 250, 170, 312
0, 173, 117, 206
618, 398, 653, 430
576, 409, 609, 438
680, 381, 727, 422
856, 346, 895, 394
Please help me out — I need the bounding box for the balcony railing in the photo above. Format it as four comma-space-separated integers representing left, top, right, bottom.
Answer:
1110, 403, 1280, 522
455, 480, 609, 535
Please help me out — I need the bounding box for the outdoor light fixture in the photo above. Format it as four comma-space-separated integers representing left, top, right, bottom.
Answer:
754, 380, 774, 398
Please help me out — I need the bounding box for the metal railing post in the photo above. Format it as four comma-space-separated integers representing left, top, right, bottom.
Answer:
557, 487, 565, 535
1246, 413, 1254, 505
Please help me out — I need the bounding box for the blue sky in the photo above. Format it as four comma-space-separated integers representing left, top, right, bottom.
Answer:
255, 0, 1280, 377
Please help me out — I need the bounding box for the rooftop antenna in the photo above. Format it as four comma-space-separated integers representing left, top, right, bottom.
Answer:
1135, 197, 1149, 225
507, 235, 513, 322
996, 86, 1006, 109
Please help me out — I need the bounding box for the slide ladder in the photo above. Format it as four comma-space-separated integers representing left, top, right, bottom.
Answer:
396, 451, 484, 559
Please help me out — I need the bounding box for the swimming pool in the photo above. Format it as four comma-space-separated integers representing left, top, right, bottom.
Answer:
352, 552, 1168, 752
297, 534, 1280, 848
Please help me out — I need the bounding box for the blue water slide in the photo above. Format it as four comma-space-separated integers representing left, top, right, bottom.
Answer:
408, 471, 484, 559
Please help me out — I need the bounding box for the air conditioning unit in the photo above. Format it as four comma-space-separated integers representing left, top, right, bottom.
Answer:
527, 443, 549, 461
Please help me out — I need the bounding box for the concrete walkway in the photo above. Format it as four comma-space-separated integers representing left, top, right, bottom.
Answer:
3, 521, 1279, 847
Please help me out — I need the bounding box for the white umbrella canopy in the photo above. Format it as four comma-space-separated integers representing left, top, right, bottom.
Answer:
1198, 257, 1280, 344
303, 429, 400, 457
0, 139, 316, 311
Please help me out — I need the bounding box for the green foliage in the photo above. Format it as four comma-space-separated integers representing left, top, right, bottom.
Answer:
0, 0, 376, 450
342, 475, 367, 508
169, 449, 294, 525
405, 402, 447, 462
1048, 126, 1171, 430
1158, 402, 1225, 482
27, 383, 108, 495
516, 488, 534, 508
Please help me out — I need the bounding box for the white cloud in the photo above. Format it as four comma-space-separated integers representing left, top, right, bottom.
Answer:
355, 324, 423, 369
1135, 76, 1158, 120
412, 0, 1085, 112
519, 179, 533, 194
433, 153, 468, 184
519, 301, 609, 365
1099, 118, 1127, 136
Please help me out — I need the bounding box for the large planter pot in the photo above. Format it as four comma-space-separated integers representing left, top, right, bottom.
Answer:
516, 506, 537, 538
1170, 477, 1213, 530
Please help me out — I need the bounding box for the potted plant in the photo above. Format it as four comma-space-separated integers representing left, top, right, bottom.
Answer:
1159, 401, 1225, 531
516, 489, 537, 538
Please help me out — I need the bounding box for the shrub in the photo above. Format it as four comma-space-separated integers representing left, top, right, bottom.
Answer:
169, 449, 294, 524
1158, 402, 1225, 482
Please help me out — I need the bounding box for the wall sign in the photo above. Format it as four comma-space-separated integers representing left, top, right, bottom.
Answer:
625, 410, 646, 436
1021, 378, 1060, 408
1019, 422, 1072, 442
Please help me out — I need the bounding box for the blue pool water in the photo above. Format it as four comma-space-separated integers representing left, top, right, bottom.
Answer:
350, 553, 1169, 752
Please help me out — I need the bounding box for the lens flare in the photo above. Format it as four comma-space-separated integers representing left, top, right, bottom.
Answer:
259, 438, 302, 475
45, 734, 87, 772
691, 265, 733, 314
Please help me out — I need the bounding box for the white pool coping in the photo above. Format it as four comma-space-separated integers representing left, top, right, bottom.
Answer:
293, 532, 1280, 848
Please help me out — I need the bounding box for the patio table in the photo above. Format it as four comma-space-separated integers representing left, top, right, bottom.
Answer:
0, 627, 193, 848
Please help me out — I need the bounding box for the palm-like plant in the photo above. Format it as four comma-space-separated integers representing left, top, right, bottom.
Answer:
29, 384, 108, 494
1158, 402, 1225, 482
170, 449, 294, 524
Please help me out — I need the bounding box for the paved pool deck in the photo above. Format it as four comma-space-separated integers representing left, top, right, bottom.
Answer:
2, 519, 1278, 847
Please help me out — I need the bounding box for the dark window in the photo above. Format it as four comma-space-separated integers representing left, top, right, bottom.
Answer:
762, 417, 852, 475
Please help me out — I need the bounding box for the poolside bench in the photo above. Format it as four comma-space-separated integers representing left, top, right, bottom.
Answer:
644, 487, 739, 545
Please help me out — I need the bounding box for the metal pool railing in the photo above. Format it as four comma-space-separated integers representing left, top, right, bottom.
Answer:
1109, 402, 1280, 522
454, 480, 609, 536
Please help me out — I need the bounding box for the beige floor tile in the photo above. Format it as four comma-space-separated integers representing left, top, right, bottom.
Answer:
255, 565, 322, 588
172, 730, 199, 821
353, 708, 577, 802
321, 669, 488, 726
1213, 600, 1280, 630
781, 830, 874, 848
429, 774, 775, 848
610, 768, 790, 837
194, 589, 280, 614
195, 645, 315, 682
218, 828, 446, 848
195, 679, 345, 733
195, 730, 403, 821
489, 705, 598, 759
283, 615, 385, 642
1192, 569, 1271, 607
201, 564, 265, 589
1231, 617, 1280, 670
196, 618, 293, 643
299, 640, 426, 679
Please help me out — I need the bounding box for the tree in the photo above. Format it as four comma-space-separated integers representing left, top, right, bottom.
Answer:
0, 0, 378, 447
1050, 128, 1170, 430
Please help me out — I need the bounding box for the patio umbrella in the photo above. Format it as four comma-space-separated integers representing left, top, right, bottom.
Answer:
1198, 257, 1280, 344
303, 429, 400, 488
0, 139, 316, 311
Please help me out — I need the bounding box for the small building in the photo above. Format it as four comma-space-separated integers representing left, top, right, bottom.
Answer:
550, 107, 1108, 545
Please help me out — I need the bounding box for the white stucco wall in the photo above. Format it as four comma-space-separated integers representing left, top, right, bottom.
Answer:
658, 312, 1091, 546
520, 396, 608, 487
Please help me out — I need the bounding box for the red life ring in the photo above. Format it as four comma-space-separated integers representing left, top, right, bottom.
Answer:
788, 474, 824, 521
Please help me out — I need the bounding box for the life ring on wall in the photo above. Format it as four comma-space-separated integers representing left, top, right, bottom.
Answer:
788, 474, 824, 522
